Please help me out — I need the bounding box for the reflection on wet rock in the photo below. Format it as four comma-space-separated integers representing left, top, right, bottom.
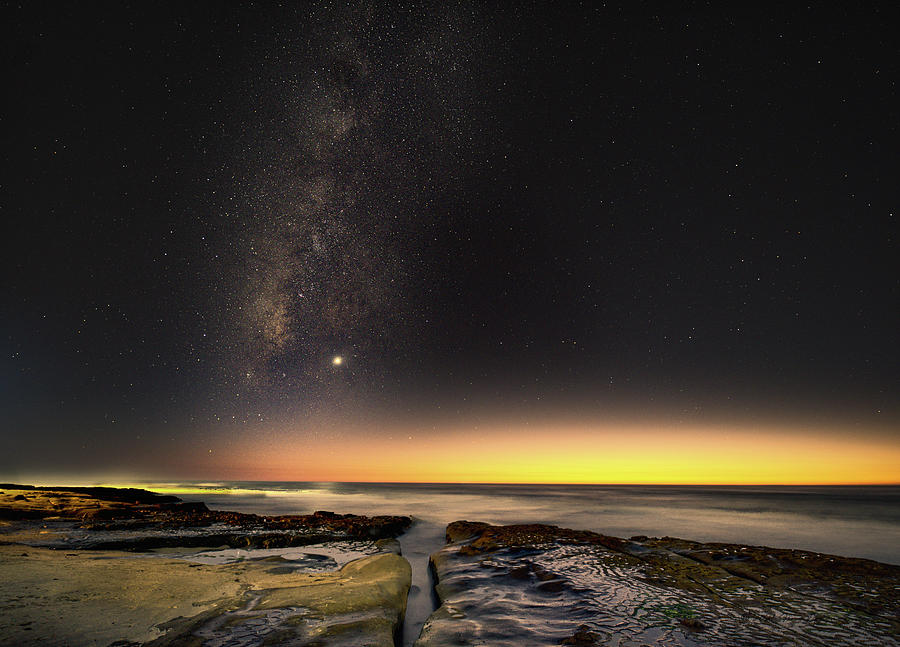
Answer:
0, 486, 412, 647
415, 521, 900, 646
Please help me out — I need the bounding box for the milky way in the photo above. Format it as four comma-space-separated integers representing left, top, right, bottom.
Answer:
202, 9, 402, 411
209, 5, 503, 414
230, 14, 398, 395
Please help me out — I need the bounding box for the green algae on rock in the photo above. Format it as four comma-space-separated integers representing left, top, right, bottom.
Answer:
415, 521, 900, 647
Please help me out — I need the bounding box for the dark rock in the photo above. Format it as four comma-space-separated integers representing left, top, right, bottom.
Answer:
161, 501, 209, 513
445, 520, 625, 552
679, 617, 706, 631
420, 521, 900, 647
12, 495, 27, 501
508, 565, 531, 579
641, 536, 900, 618
80, 507, 125, 520
0, 508, 45, 520
445, 520, 491, 543
533, 565, 557, 581
560, 625, 599, 645
537, 579, 566, 593
2, 485, 411, 554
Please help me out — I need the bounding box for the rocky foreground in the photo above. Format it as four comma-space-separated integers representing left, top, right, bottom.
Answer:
2, 486, 899, 646
415, 521, 900, 647
0, 485, 412, 646
0, 484, 410, 548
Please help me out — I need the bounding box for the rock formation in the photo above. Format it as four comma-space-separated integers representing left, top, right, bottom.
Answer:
415, 521, 900, 646
0, 485, 412, 646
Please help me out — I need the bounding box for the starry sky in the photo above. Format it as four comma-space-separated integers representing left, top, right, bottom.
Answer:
3, 2, 898, 483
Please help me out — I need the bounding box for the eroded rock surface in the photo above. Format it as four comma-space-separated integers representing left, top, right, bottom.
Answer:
0, 544, 410, 647
0, 485, 412, 647
0, 486, 411, 550
415, 521, 900, 647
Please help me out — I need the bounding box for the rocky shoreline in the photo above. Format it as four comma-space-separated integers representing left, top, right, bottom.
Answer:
2, 485, 899, 646
415, 521, 900, 646
0, 485, 412, 647
0, 484, 410, 540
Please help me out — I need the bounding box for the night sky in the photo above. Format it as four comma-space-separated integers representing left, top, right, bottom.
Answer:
3, 2, 898, 482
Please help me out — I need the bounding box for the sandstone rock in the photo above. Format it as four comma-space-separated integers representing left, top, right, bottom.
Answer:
0, 485, 414, 647
0, 545, 410, 647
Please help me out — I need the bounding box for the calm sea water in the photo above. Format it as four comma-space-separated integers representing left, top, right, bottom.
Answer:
164, 482, 900, 647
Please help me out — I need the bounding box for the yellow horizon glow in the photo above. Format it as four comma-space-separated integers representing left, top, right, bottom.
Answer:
12, 419, 898, 487
190, 421, 900, 485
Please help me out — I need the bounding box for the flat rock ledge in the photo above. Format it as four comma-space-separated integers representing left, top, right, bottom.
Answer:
0, 485, 411, 550
415, 521, 900, 647
0, 485, 412, 647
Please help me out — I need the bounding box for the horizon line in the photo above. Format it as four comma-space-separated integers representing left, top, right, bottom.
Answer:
91, 479, 900, 489
7, 477, 900, 489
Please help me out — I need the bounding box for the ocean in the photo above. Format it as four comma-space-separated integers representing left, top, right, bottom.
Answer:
157, 482, 900, 647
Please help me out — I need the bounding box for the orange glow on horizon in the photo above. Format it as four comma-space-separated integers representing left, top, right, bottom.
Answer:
193, 421, 900, 485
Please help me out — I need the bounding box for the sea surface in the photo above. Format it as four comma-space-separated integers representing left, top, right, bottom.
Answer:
151, 482, 900, 646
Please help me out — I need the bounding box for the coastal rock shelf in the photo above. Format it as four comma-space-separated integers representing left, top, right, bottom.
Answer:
0, 485, 412, 647
3, 486, 900, 646
415, 521, 900, 647
0, 485, 411, 549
